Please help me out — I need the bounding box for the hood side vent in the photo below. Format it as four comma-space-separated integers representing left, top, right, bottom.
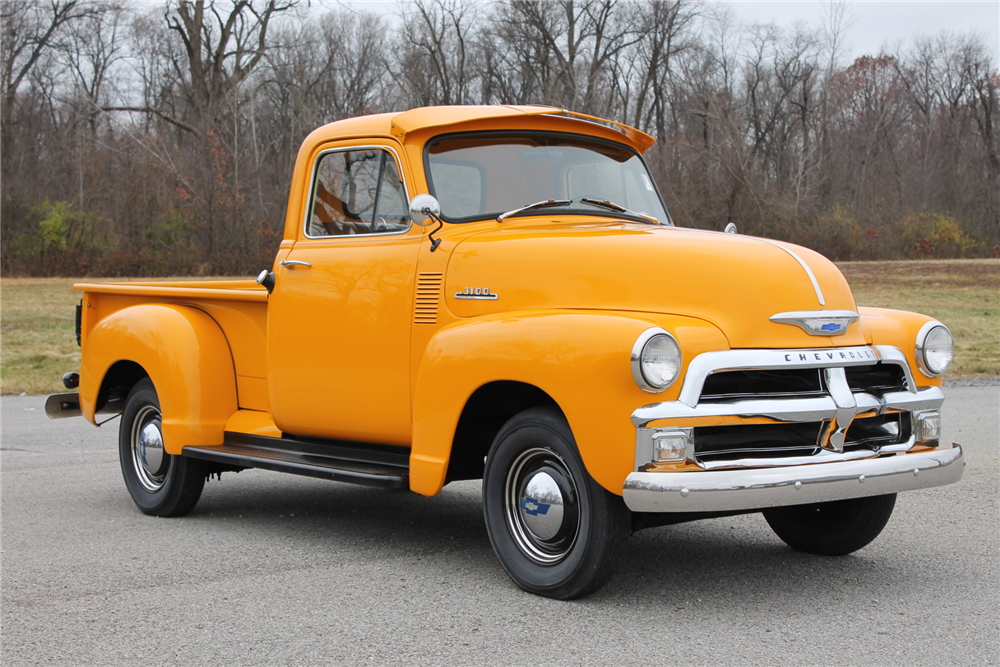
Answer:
415, 272, 443, 324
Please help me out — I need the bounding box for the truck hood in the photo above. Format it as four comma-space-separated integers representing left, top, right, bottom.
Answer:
444, 220, 866, 349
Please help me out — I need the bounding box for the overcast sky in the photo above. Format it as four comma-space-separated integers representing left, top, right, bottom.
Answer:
727, 1, 999, 65
332, 1, 1000, 67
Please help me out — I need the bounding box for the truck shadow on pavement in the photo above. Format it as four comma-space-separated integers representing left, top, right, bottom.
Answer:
142, 471, 915, 608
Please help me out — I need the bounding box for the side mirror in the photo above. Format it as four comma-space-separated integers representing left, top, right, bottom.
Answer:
409, 194, 441, 227
724, 222, 738, 234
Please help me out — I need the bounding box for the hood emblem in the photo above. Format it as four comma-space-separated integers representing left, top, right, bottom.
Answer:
770, 310, 859, 336
455, 287, 498, 300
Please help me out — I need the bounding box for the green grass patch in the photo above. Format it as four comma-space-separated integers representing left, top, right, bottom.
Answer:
2, 262, 997, 395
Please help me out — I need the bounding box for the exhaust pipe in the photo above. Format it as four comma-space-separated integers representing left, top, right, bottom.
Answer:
45, 393, 81, 419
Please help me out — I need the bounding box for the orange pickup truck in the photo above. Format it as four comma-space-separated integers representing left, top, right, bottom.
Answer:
48, 105, 964, 599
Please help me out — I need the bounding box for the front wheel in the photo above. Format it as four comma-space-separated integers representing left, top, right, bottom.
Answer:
483, 407, 630, 600
762, 494, 897, 556
119, 378, 206, 517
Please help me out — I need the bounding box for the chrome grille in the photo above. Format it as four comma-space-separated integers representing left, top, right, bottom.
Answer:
700, 368, 823, 401
844, 364, 908, 395
700, 363, 907, 402
693, 363, 912, 466
632, 346, 940, 473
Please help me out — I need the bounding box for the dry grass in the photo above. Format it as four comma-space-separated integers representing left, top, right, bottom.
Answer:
2, 278, 85, 396
2, 262, 997, 394
0, 276, 240, 396
837, 259, 1000, 377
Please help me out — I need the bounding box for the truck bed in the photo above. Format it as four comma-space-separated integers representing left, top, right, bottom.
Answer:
75, 279, 270, 411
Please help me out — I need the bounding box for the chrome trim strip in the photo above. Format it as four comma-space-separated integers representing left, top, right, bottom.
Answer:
668, 345, 880, 410
623, 445, 964, 512
634, 395, 841, 425
698, 446, 881, 471
693, 435, 917, 471
882, 386, 945, 412
822, 367, 857, 451
631, 385, 943, 429
873, 345, 918, 393
302, 145, 412, 240
754, 237, 826, 305
454, 292, 499, 300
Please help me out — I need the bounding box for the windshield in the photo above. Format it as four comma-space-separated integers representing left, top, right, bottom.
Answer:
425, 132, 671, 224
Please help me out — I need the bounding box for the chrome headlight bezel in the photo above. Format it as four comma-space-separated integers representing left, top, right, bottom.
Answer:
631, 328, 682, 393
915, 321, 954, 377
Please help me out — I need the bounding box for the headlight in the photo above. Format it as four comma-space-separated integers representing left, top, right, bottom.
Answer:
915, 322, 954, 377
631, 328, 682, 392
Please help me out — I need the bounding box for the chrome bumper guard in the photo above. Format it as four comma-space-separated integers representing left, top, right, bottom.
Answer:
623, 445, 964, 512
624, 344, 965, 512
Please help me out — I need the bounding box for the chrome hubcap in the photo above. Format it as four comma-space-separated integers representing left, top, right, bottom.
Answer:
505, 448, 580, 564
131, 406, 169, 492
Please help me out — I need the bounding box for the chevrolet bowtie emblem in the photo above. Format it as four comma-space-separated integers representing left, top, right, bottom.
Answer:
770, 310, 860, 336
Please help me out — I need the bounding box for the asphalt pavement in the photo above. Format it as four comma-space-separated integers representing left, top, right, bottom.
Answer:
2, 385, 997, 666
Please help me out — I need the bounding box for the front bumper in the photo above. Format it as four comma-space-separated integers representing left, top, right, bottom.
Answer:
623, 445, 964, 512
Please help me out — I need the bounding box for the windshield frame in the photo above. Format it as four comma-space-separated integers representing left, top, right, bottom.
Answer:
422, 130, 673, 226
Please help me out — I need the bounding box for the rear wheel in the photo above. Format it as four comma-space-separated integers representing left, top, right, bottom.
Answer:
119, 378, 205, 517
763, 494, 897, 556
483, 407, 630, 599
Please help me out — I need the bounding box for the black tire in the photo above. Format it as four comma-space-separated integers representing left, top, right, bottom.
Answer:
763, 493, 897, 556
119, 378, 206, 517
483, 407, 630, 600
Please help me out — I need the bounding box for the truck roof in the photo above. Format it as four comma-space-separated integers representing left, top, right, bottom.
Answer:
301, 105, 656, 154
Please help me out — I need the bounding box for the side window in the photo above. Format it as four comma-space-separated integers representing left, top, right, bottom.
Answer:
307, 148, 410, 237
374, 156, 409, 226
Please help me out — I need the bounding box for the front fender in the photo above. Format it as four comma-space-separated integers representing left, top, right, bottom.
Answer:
409, 310, 728, 496
858, 307, 944, 387
79, 304, 238, 455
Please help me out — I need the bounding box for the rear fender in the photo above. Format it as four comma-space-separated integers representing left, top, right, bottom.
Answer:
79, 304, 238, 455
410, 310, 728, 496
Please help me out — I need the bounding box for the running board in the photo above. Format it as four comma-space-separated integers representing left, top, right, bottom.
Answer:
183, 432, 409, 489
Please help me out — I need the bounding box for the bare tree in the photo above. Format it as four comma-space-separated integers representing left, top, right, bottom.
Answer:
1, 0, 94, 162
396, 0, 479, 106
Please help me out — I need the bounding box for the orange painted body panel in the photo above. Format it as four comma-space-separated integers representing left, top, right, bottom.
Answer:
409, 311, 729, 495
442, 220, 865, 349
225, 409, 283, 439
78, 302, 238, 454
858, 307, 945, 388
267, 136, 422, 445
75, 283, 267, 454
267, 233, 422, 445
72, 106, 948, 499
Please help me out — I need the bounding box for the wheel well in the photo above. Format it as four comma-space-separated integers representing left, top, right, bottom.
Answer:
96, 360, 148, 413
445, 381, 560, 483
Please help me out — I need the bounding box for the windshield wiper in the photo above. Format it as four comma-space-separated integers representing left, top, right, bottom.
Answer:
580, 198, 660, 225
497, 199, 572, 222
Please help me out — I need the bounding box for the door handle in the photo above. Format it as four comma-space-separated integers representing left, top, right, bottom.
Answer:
280, 260, 312, 269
